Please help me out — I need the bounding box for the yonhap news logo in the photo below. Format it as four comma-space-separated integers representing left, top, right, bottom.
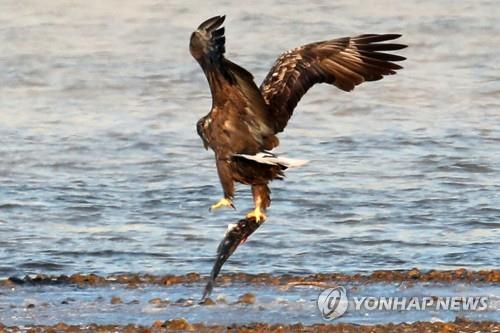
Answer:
317, 286, 493, 321
317, 286, 349, 320
351, 295, 489, 312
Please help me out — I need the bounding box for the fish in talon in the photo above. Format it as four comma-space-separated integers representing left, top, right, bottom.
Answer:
200, 217, 261, 302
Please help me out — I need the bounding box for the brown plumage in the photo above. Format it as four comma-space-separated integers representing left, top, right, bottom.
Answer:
190, 15, 407, 222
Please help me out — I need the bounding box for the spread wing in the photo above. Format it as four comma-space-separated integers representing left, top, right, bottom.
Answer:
190, 15, 231, 80
191, 16, 278, 157
260, 34, 407, 133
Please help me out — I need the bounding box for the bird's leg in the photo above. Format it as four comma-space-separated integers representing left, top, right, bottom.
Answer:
245, 199, 266, 223
210, 197, 235, 211
246, 184, 270, 223
210, 159, 236, 212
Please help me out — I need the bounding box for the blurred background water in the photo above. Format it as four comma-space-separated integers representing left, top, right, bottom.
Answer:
0, 0, 499, 279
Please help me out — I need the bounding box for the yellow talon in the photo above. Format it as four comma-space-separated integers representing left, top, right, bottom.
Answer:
209, 198, 235, 211
246, 207, 267, 223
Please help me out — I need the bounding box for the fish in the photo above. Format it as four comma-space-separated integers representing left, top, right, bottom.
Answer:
200, 217, 262, 302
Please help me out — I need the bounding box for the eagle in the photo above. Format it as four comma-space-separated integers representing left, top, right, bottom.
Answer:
190, 16, 406, 223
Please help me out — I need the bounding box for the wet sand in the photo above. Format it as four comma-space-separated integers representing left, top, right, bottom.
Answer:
1, 269, 498, 330
1, 318, 499, 333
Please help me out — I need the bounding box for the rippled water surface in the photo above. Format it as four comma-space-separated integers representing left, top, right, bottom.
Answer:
1, 282, 499, 325
0, 0, 499, 279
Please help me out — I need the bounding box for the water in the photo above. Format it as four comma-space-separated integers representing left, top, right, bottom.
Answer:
1, 282, 499, 325
1, 1, 499, 281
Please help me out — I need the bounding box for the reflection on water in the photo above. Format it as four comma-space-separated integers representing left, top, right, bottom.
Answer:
0, 0, 499, 279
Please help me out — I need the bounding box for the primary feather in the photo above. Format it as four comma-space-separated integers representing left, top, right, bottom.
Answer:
260, 34, 407, 133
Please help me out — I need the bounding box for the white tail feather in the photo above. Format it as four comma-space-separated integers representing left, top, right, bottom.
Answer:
234, 152, 308, 168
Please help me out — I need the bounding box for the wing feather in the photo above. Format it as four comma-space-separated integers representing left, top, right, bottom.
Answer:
190, 15, 229, 78
191, 16, 278, 157
260, 34, 407, 133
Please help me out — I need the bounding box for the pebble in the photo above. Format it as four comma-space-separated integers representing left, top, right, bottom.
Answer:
151, 320, 163, 329
200, 297, 215, 305
238, 292, 256, 304
148, 298, 169, 307
408, 268, 421, 279
110, 296, 123, 304
164, 318, 194, 331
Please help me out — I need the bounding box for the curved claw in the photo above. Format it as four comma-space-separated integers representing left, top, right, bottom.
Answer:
209, 198, 235, 212
246, 207, 267, 223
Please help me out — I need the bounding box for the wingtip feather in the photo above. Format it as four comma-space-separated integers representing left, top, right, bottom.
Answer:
198, 15, 226, 31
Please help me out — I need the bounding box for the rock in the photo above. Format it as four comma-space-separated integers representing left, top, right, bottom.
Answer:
8, 276, 25, 285
270, 277, 281, 285
441, 323, 458, 332
173, 298, 193, 307
238, 292, 256, 304
455, 268, 467, 279
123, 324, 140, 333
148, 298, 169, 307
164, 318, 194, 331
32, 274, 48, 283
2, 279, 14, 287
61, 297, 75, 305
56, 275, 70, 284
70, 273, 105, 285
148, 297, 163, 304
487, 270, 500, 282
160, 275, 182, 285
111, 296, 123, 304
54, 322, 69, 330
115, 274, 141, 285
200, 297, 215, 305
408, 268, 421, 279
185, 272, 200, 282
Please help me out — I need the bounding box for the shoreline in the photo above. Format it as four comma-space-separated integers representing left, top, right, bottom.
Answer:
1, 318, 499, 333
2, 268, 498, 329
2, 268, 499, 287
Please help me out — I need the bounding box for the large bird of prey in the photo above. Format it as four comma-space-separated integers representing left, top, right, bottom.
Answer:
190, 16, 406, 223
